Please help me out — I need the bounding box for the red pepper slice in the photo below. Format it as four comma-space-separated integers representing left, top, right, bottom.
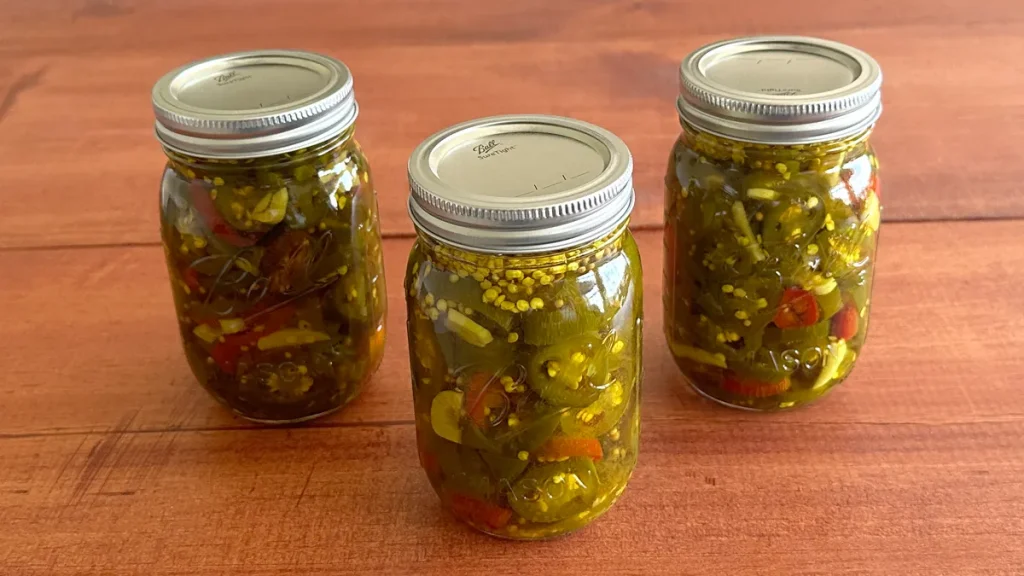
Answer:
209, 305, 297, 374
537, 436, 604, 462
773, 287, 820, 329
242, 302, 297, 328
831, 303, 859, 340
871, 173, 881, 199
182, 266, 201, 292
188, 181, 256, 247
721, 373, 791, 398
448, 494, 513, 530
209, 341, 245, 374
465, 372, 506, 427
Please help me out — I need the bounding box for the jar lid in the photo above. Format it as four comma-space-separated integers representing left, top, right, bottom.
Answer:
407, 115, 635, 254
678, 36, 882, 144
152, 50, 358, 158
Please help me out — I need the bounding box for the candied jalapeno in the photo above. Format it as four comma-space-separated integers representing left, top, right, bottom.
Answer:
664, 37, 882, 410
527, 334, 610, 407
407, 228, 642, 539
405, 115, 642, 540
508, 457, 601, 524
155, 51, 386, 423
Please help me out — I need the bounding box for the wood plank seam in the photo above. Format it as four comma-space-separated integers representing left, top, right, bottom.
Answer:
1, 216, 1022, 254
5, 417, 1024, 444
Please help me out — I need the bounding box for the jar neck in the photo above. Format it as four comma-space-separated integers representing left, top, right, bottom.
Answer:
163, 126, 356, 172
680, 120, 872, 169
415, 221, 630, 274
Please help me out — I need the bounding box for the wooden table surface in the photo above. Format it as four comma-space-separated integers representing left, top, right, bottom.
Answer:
2, 1, 1022, 574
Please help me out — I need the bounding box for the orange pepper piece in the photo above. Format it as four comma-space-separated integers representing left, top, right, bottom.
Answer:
773, 287, 820, 329
537, 436, 604, 461
449, 494, 513, 529
465, 372, 505, 427
831, 303, 859, 340
721, 373, 791, 398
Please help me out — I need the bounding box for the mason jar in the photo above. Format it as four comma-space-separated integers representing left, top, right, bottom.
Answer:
664, 37, 882, 410
405, 115, 643, 539
153, 50, 386, 423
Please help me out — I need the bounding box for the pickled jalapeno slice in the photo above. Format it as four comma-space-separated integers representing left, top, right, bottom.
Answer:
508, 457, 601, 524
527, 334, 609, 407
407, 228, 642, 539
558, 378, 629, 438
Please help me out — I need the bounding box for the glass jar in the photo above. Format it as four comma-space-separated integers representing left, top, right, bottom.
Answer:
405, 115, 643, 539
664, 37, 882, 410
152, 51, 386, 423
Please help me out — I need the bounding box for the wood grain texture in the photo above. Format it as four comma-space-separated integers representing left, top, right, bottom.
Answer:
2, 1, 1024, 573
3, 224, 1024, 438
1, 1, 1023, 248
2, 224, 1023, 574
2, 421, 1022, 576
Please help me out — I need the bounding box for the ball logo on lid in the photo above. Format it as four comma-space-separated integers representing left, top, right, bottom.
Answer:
213, 70, 251, 86
473, 140, 501, 155
472, 139, 517, 160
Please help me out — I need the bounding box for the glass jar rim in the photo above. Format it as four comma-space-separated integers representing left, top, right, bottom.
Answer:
152, 50, 358, 159
407, 115, 635, 255
678, 36, 882, 145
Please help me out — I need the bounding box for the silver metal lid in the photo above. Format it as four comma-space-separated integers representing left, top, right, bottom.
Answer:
678, 36, 882, 144
407, 115, 634, 254
152, 50, 358, 158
